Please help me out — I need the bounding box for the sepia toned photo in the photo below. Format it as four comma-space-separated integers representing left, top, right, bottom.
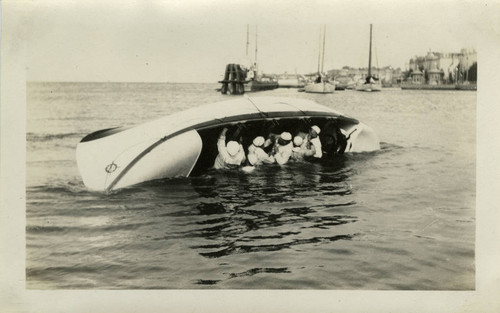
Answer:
1, 0, 499, 312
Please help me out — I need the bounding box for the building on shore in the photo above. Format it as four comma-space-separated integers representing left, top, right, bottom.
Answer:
407, 48, 477, 85
327, 66, 403, 88
268, 47, 476, 89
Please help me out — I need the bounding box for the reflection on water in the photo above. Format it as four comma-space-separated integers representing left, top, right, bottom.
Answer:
146, 160, 358, 262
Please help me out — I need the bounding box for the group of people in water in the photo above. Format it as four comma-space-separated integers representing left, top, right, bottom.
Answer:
213, 124, 330, 170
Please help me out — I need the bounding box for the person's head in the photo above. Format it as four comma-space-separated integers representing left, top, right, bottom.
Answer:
293, 136, 303, 147
252, 136, 265, 147
310, 125, 321, 138
278, 132, 292, 146
226, 141, 240, 156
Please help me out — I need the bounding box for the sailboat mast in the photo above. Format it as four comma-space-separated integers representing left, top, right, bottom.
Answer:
317, 26, 321, 74
255, 25, 258, 73
368, 24, 373, 77
321, 24, 326, 73
246, 24, 249, 57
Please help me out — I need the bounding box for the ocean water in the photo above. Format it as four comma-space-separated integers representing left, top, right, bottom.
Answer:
26, 82, 476, 289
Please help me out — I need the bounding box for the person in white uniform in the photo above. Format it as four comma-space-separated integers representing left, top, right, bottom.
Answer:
272, 132, 293, 165
247, 136, 275, 166
213, 128, 246, 169
303, 125, 322, 158
291, 136, 316, 161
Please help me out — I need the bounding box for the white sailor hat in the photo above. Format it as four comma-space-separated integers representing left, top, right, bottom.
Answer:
293, 136, 303, 146
227, 141, 240, 156
252, 136, 265, 147
280, 132, 292, 141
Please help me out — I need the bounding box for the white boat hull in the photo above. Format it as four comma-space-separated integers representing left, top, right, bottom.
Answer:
76, 130, 202, 191
344, 123, 380, 152
76, 97, 379, 192
304, 82, 335, 94
355, 82, 382, 92
278, 79, 306, 88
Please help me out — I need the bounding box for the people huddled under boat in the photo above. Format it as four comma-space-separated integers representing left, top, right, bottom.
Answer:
247, 136, 275, 166
305, 125, 322, 158
270, 132, 293, 165
319, 119, 353, 155
213, 128, 246, 169
291, 136, 316, 161
213, 122, 349, 171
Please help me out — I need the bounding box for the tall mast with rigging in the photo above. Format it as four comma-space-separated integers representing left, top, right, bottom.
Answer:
317, 26, 322, 74
368, 24, 373, 78
321, 24, 326, 73
246, 24, 249, 57
254, 25, 258, 74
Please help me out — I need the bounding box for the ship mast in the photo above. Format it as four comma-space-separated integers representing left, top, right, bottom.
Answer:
246, 24, 249, 57
317, 26, 321, 74
321, 24, 326, 73
255, 25, 258, 74
368, 24, 373, 78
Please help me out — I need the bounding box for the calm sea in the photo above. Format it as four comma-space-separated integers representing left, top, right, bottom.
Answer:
26, 82, 475, 289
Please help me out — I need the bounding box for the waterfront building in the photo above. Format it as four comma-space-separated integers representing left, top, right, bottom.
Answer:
408, 48, 477, 85
411, 68, 424, 84
326, 66, 403, 87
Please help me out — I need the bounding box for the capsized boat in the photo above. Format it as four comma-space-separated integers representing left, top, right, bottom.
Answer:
76, 97, 380, 191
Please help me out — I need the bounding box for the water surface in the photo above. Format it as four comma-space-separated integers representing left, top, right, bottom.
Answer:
26, 82, 475, 289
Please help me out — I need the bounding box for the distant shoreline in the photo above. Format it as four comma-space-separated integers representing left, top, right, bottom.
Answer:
26, 81, 219, 84
400, 83, 477, 91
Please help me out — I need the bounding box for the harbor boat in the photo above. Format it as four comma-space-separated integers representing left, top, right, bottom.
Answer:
304, 79, 336, 93
335, 76, 356, 90
219, 25, 278, 95
277, 75, 307, 88
356, 24, 382, 92
76, 97, 380, 192
305, 25, 335, 94
244, 26, 278, 92
218, 64, 278, 95
245, 75, 279, 92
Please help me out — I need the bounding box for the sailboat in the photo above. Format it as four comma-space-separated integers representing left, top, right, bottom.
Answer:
244, 25, 278, 92
304, 25, 335, 94
219, 25, 277, 95
356, 24, 382, 92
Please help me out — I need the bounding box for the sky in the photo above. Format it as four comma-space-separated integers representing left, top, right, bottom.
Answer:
9, 0, 494, 83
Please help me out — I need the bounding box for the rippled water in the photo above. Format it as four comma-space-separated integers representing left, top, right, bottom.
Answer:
26, 82, 475, 289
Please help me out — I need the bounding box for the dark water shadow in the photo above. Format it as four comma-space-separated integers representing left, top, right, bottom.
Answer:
147, 160, 360, 260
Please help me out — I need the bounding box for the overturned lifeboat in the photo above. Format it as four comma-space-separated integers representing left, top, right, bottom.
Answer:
76, 97, 380, 192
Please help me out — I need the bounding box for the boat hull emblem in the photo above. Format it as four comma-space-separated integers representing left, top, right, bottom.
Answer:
105, 162, 118, 173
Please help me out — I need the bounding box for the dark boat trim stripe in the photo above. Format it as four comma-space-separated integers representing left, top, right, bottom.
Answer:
81, 127, 131, 143
82, 110, 358, 143
104, 110, 358, 191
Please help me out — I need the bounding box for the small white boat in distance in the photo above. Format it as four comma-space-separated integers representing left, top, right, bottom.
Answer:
305, 25, 335, 94
305, 79, 336, 94
356, 78, 382, 92
76, 97, 380, 192
278, 77, 306, 88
